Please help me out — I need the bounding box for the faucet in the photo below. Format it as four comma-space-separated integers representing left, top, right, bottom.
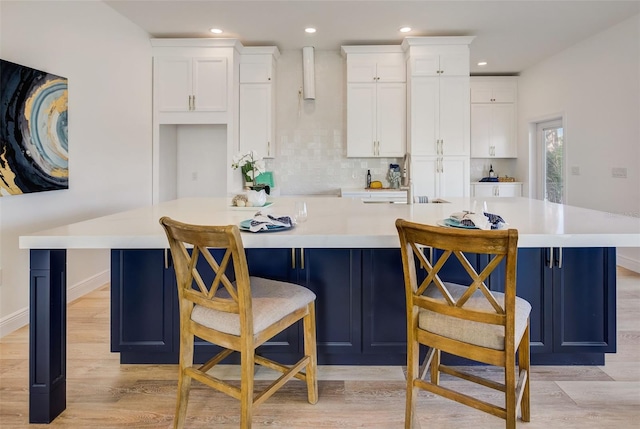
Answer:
402, 153, 411, 187
401, 153, 413, 204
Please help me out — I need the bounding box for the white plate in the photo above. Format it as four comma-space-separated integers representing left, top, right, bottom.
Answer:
437, 218, 479, 229
229, 201, 274, 210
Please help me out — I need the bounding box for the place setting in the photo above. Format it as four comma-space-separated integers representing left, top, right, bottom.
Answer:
438, 201, 508, 230
238, 201, 307, 233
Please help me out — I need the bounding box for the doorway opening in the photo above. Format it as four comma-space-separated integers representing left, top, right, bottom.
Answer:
535, 118, 564, 203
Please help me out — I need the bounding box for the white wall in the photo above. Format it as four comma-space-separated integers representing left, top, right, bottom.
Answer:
516, 14, 640, 271
0, 1, 152, 335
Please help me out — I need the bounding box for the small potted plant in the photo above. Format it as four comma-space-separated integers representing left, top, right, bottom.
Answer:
231, 150, 266, 189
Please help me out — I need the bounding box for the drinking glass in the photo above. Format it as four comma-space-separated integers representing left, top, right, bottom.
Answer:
294, 201, 308, 223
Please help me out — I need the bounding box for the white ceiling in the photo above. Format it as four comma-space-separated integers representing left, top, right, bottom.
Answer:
105, 0, 640, 75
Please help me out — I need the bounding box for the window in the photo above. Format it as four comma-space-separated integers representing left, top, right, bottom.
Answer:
536, 119, 564, 203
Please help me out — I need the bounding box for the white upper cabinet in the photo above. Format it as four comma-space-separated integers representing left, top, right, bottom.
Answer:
345, 51, 406, 83
409, 51, 470, 77
152, 39, 240, 125
342, 46, 406, 157
155, 56, 227, 113
470, 79, 517, 103
470, 77, 518, 158
404, 39, 473, 157
239, 48, 279, 158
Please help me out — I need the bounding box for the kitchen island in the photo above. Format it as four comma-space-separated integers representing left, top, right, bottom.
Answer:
20, 196, 640, 423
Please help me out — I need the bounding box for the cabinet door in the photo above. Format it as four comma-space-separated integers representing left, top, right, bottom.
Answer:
471, 184, 496, 198
411, 157, 438, 198
439, 77, 470, 156
346, 84, 377, 157
471, 81, 516, 103
491, 104, 516, 157
491, 82, 516, 103
155, 57, 191, 112
409, 77, 439, 156
239, 61, 272, 83
239, 83, 274, 158
470, 104, 492, 157
375, 53, 406, 82
496, 183, 521, 197
553, 248, 616, 353
246, 248, 300, 355
110, 250, 175, 357
362, 249, 406, 355
470, 82, 494, 103
192, 57, 227, 112
491, 248, 553, 353
439, 157, 469, 197
410, 54, 440, 76
299, 249, 362, 356
347, 55, 378, 82
376, 83, 406, 157
438, 52, 470, 76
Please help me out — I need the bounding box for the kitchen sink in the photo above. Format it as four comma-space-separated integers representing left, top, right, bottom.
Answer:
361, 198, 450, 204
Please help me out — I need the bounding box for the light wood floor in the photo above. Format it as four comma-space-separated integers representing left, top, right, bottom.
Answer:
1, 267, 638, 428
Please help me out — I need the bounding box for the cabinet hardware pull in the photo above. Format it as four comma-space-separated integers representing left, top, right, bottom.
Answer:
300, 248, 305, 270
292, 248, 296, 269
557, 247, 563, 269
267, 141, 270, 156
548, 247, 554, 268
164, 248, 168, 269
192, 95, 195, 110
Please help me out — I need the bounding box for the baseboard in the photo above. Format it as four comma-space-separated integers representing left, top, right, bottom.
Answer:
0, 270, 109, 338
617, 254, 640, 274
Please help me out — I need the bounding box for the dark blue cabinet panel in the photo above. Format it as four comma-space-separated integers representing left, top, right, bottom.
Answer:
300, 249, 362, 356
362, 249, 406, 355
553, 247, 616, 353
247, 248, 299, 355
495, 248, 553, 353
110, 249, 175, 355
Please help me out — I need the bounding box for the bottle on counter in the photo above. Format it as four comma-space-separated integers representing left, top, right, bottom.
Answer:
366, 169, 372, 188
489, 164, 495, 178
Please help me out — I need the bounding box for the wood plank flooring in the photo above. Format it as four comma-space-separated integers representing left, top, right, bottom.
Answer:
1, 267, 638, 428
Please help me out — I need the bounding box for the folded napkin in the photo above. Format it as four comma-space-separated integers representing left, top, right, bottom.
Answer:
449, 211, 507, 230
249, 211, 294, 232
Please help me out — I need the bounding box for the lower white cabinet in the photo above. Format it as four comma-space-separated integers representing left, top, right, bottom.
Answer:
412, 156, 469, 198
471, 182, 522, 197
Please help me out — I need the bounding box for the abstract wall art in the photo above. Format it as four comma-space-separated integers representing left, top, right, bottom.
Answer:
0, 59, 68, 196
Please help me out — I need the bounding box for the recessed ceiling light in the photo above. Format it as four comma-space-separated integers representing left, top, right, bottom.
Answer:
210, 28, 223, 34
399, 27, 412, 33
305, 27, 316, 34
477, 61, 488, 66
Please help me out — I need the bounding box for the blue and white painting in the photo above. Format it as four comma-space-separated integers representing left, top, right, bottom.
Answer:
0, 59, 68, 196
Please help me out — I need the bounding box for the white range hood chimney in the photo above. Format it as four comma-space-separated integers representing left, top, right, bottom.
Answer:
302, 46, 315, 100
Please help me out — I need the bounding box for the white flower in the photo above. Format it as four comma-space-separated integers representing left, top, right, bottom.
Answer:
254, 160, 266, 175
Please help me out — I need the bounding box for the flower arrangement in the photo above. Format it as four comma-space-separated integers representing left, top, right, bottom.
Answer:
231, 150, 266, 185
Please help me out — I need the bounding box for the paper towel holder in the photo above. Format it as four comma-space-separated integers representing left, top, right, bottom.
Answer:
302, 46, 315, 100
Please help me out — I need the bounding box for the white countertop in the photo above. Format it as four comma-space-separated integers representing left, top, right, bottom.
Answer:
19, 197, 640, 249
